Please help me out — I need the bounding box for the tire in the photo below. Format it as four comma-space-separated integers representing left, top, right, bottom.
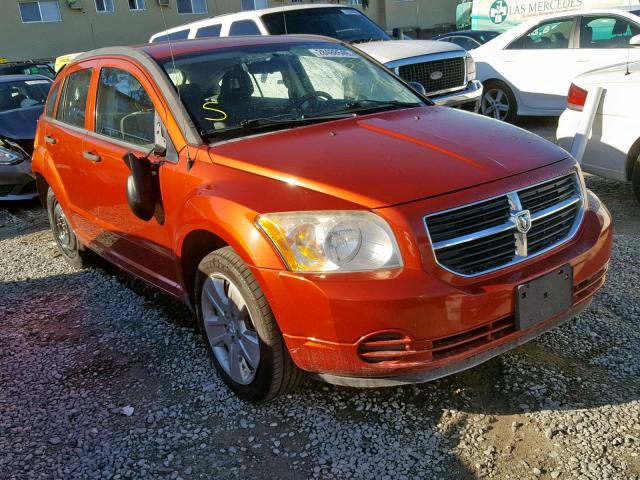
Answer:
633, 156, 640, 206
481, 80, 518, 123
195, 247, 303, 402
46, 188, 91, 268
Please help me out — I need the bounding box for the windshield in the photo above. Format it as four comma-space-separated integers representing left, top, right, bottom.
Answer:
0, 78, 51, 113
0, 64, 55, 79
261, 8, 390, 43
161, 42, 423, 139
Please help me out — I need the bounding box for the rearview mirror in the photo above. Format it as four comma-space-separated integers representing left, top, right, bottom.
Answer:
630, 34, 640, 47
154, 111, 168, 158
408, 81, 426, 96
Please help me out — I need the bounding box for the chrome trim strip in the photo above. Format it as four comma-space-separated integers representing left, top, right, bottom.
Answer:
432, 220, 514, 250
384, 51, 467, 70
423, 173, 584, 278
530, 195, 581, 221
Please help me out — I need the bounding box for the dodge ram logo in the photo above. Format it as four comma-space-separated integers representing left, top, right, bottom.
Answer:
514, 210, 532, 234
430, 71, 443, 81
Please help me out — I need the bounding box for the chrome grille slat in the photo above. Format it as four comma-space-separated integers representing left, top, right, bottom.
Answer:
424, 174, 583, 276
398, 57, 466, 94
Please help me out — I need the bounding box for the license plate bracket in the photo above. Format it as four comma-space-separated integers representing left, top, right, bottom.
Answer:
515, 264, 573, 331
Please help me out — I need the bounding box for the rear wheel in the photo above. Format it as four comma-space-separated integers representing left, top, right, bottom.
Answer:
195, 247, 303, 402
481, 80, 517, 123
46, 188, 91, 268
632, 155, 640, 206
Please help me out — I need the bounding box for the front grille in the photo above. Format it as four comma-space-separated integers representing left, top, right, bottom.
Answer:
356, 318, 516, 365
398, 57, 465, 95
0, 185, 16, 196
424, 174, 583, 276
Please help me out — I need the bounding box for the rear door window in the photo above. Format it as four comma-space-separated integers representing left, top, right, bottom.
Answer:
57, 68, 92, 128
508, 18, 574, 49
95, 67, 155, 146
195, 24, 222, 38
45, 82, 60, 117
229, 20, 261, 36
580, 16, 640, 48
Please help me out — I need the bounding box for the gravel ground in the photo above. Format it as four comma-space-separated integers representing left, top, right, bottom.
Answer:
1, 119, 639, 480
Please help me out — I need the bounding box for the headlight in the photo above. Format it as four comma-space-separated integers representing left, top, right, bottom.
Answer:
465, 55, 476, 82
256, 211, 403, 273
0, 146, 24, 166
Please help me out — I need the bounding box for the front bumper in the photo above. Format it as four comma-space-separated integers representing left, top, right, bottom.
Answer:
0, 160, 37, 201
254, 189, 611, 383
430, 79, 483, 111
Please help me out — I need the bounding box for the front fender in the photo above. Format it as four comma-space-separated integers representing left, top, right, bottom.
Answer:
174, 192, 284, 270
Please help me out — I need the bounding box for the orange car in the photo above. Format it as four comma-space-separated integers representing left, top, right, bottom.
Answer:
32, 36, 611, 401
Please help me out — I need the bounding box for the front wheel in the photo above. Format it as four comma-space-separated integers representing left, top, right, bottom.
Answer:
481, 80, 518, 123
632, 156, 640, 206
195, 247, 303, 402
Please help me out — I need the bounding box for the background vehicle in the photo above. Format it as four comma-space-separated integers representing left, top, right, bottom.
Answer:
472, 9, 640, 121
33, 37, 610, 402
0, 74, 51, 200
557, 51, 640, 204
457, 0, 640, 31
0, 60, 55, 79
54, 53, 82, 74
149, 4, 483, 112
432, 30, 502, 50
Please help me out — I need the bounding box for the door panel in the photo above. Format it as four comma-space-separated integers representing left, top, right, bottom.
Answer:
82, 63, 181, 294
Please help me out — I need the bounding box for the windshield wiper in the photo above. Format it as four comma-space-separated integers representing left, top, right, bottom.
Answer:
343, 99, 422, 113
201, 113, 355, 140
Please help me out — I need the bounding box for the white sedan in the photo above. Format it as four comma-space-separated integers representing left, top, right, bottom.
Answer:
472, 9, 640, 122
557, 55, 640, 205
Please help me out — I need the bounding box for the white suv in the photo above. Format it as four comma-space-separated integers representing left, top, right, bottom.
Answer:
150, 4, 482, 111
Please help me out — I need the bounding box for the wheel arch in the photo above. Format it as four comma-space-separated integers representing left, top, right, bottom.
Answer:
625, 136, 640, 181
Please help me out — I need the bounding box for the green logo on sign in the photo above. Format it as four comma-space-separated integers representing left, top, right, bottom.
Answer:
489, 0, 508, 24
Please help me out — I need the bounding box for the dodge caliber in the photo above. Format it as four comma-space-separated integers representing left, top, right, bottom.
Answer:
32, 37, 612, 401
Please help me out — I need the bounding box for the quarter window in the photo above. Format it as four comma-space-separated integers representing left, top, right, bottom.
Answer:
58, 69, 92, 128
177, 0, 207, 14
229, 20, 261, 36
18, 1, 61, 23
509, 19, 573, 49
580, 16, 640, 49
155, 29, 190, 42
45, 82, 60, 117
195, 24, 222, 38
95, 68, 155, 146
128, 0, 145, 11
95, 0, 114, 13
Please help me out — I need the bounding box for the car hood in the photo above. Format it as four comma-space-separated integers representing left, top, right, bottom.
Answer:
354, 40, 464, 64
0, 106, 43, 141
210, 107, 569, 209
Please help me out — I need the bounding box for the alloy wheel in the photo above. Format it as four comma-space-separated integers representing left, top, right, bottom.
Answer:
201, 273, 260, 385
481, 88, 510, 120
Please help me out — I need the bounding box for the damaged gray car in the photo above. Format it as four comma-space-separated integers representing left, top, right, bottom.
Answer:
0, 75, 51, 200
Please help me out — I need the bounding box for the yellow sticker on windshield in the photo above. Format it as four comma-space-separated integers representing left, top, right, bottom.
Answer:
203, 101, 227, 122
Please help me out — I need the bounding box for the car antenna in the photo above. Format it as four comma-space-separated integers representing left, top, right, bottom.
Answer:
282, 7, 288, 35
625, 41, 631, 76
159, 5, 195, 170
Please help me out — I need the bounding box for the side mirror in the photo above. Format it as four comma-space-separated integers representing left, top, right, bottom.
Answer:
392, 28, 401, 40
630, 34, 640, 47
123, 152, 160, 222
153, 111, 168, 157
408, 81, 426, 96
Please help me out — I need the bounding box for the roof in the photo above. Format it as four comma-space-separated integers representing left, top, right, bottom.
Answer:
150, 3, 354, 38
0, 74, 52, 83
140, 35, 338, 61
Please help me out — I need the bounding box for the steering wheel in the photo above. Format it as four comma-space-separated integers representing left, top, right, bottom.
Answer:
293, 91, 333, 111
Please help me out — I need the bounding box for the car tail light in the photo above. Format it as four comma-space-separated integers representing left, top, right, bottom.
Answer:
567, 83, 588, 111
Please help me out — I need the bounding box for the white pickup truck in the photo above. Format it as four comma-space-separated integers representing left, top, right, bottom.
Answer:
150, 4, 482, 111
